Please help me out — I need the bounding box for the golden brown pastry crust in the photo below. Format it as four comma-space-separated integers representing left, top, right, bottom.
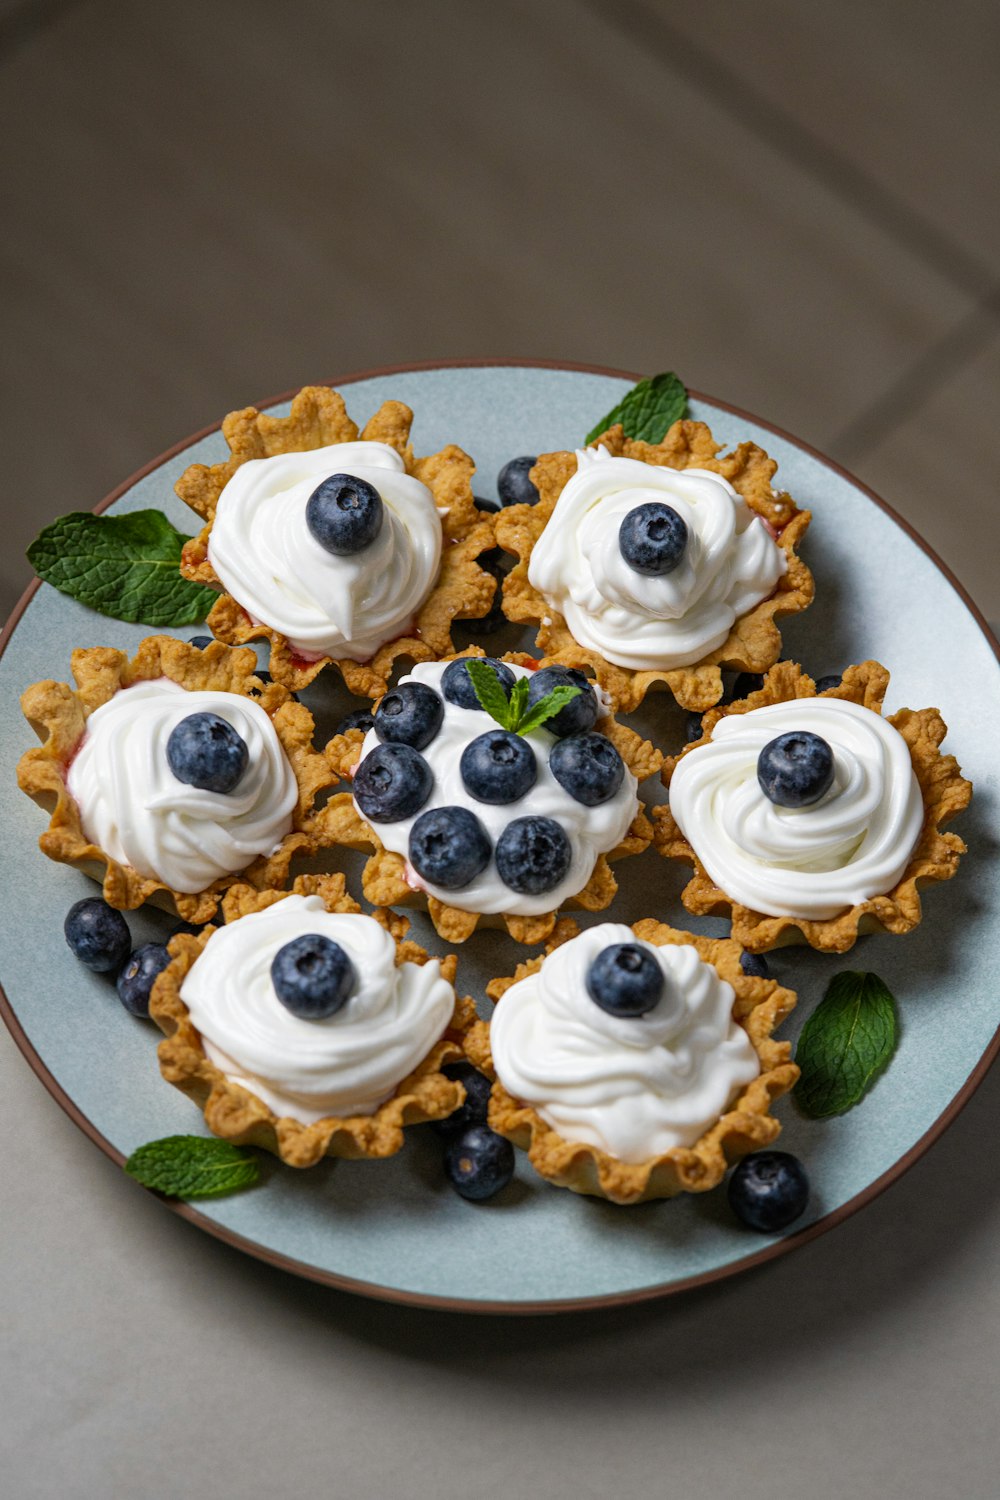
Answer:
653, 659, 973, 953
464, 918, 798, 1204
318, 650, 663, 945
497, 419, 813, 712
17, 635, 336, 923
176, 385, 497, 697
149, 874, 477, 1168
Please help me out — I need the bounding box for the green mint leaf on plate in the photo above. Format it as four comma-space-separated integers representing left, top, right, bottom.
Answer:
27, 510, 218, 627
585, 371, 688, 446
794, 971, 898, 1118
515, 684, 582, 737
124, 1134, 260, 1199
466, 658, 515, 728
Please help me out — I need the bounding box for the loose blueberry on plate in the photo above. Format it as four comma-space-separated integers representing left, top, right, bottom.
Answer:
306, 472, 384, 555
443, 1123, 515, 1201
431, 1061, 493, 1137
408, 806, 492, 889
167, 712, 249, 794
271, 933, 356, 1020
757, 731, 834, 808
188, 635, 215, 650
586, 942, 663, 1017
116, 942, 171, 1018
441, 656, 516, 710
740, 949, 770, 979
460, 730, 537, 804
64, 898, 131, 974
618, 501, 688, 576
548, 732, 624, 806
374, 681, 444, 751
497, 456, 540, 507
473, 494, 501, 514
354, 743, 433, 822
685, 712, 704, 743
727, 1151, 809, 1232
729, 671, 765, 701
336, 706, 376, 736
524, 665, 597, 737
494, 815, 572, 895
814, 673, 843, 693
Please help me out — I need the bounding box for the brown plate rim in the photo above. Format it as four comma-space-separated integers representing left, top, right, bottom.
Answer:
2, 355, 997, 1316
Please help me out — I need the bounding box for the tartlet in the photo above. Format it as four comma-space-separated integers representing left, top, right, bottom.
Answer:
498, 419, 813, 712
176, 384, 497, 697
654, 659, 972, 953
17, 635, 335, 923
320, 651, 662, 945
150, 874, 476, 1168
464, 917, 799, 1204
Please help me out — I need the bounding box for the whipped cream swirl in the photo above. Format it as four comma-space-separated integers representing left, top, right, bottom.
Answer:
207, 441, 443, 661
67, 678, 297, 894
490, 922, 760, 1162
669, 698, 925, 920
180, 895, 456, 1122
353, 662, 639, 916
526, 447, 787, 671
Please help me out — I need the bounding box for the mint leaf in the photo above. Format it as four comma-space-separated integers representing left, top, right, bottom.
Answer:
794, 972, 898, 1118
515, 684, 582, 737
585, 371, 688, 445
124, 1134, 260, 1199
466, 658, 515, 728
27, 510, 218, 627
507, 675, 529, 729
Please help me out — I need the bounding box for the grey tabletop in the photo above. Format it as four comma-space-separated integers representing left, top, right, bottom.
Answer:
3, 2, 999, 1497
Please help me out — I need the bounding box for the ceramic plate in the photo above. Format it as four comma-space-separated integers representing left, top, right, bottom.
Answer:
2, 361, 997, 1313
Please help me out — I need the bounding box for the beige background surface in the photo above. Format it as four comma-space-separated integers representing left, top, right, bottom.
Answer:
2, 3, 998, 1497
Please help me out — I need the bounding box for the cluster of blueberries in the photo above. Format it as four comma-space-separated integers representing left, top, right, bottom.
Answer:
353, 658, 627, 897
64, 898, 172, 1018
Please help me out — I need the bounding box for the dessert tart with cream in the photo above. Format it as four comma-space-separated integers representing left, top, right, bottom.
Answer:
150, 875, 476, 1167
17, 636, 335, 923
176, 385, 498, 697
464, 918, 798, 1204
655, 659, 972, 952
497, 419, 813, 712
321, 653, 662, 945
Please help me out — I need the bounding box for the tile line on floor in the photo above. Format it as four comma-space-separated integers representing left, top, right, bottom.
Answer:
582, 0, 997, 305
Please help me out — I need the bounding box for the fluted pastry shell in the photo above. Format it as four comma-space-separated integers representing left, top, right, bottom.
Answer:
497, 419, 813, 712
319, 650, 662, 946
653, 659, 972, 953
463, 918, 798, 1204
176, 385, 497, 697
17, 635, 336, 923
149, 874, 476, 1167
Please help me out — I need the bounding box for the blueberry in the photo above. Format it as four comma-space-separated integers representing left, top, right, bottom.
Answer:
494, 816, 572, 895
431, 1061, 493, 1137
374, 682, 444, 750
271, 933, 355, 1020
524, 665, 598, 738
460, 730, 537, 804
740, 949, 770, 979
479, 546, 507, 579
354, 743, 433, 822
685, 712, 704, 743
443, 1124, 515, 1201
64, 898, 131, 974
618, 502, 688, 576
167, 712, 249, 795
441, 656, 516, 710
408, 806, 492, 889
586, 942, 663, 1017
548, 732, 625, 807
305, 472, 384, 555
473, 494, 501, 514
757, 731, 834, 808
170, 918, 207, 938
497, 456, 540, 507
116, 942, 171, 1018
727, 1151, 809, 1232
336, 707, 375, 736
814, 673, 843, 694
729, 671, 764, 702
188, 635, 214, 650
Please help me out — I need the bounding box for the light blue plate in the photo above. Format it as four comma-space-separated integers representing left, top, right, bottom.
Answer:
2, 362, 997, 1312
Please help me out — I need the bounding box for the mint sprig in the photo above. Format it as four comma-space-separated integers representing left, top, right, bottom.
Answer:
794, 972, 898, 1119
465, 658, 582, 736
124, 1134, 260, 1199
585, 370, 688, 445
27, 510, 218, 627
